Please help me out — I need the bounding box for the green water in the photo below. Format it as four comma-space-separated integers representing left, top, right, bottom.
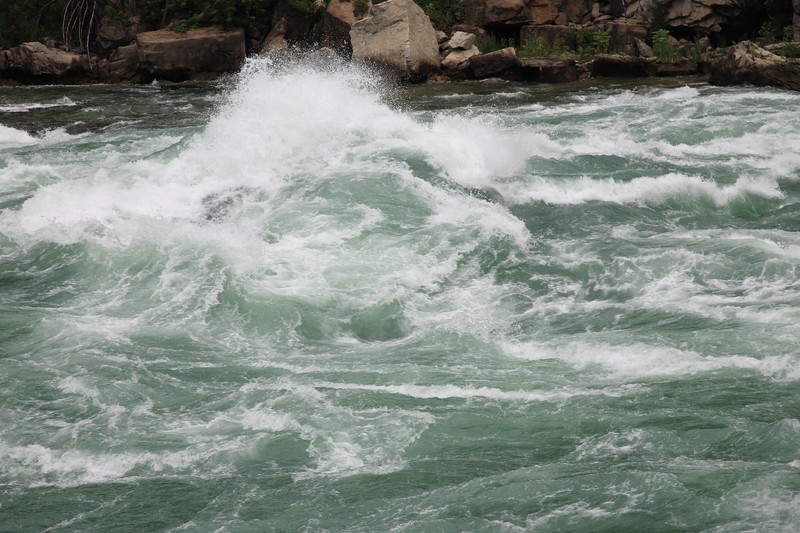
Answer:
1, 59, 799, 532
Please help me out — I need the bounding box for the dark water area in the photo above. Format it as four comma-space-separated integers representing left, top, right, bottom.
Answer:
1, 59, 799, 531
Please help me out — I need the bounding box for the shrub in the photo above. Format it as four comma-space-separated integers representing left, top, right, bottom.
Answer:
652, 28, 680, 61
575, 29, 610, 60
423, 0, 464, 32
518, 34, 571, 58
475, 35, 512, 54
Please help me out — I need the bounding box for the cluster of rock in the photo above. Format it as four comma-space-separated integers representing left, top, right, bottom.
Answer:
463, 0, 743, 37
1, 26, 246, 85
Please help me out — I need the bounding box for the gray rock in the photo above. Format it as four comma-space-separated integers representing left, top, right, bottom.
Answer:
350, 0, 440, 82
442, 45, 480, 70
448, 31, 476, 50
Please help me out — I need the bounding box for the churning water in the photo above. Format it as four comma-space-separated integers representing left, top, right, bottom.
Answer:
1, 57, 800, 531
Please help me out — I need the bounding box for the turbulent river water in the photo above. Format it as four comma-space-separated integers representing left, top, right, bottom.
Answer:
1, 57, 800, 532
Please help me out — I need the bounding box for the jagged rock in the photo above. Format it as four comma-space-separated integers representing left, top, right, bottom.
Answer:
317, 0, 365, 53
136, 27, 246, 82
436, 31, 449, 44
635, 38, 653, 58
449, 31, 477, 50
350, 0, 440, 82
107, 42, 140, 82
469, 47, 520, 78
710, 40, 800, 91
592, 54, 657, 77
520, 25, 578, 51
261, 18, 291, 54
665, 0, 742, 34
464, 0, 529, 26
608, 22, 648, 55
442, 45, 481, 73
0, 42, 100, 83
516, 57, 578, 82
95, 0, 142, 54
558, 0, 594, 24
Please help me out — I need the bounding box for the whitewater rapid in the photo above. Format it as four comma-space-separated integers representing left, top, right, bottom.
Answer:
1, 57, 800, 531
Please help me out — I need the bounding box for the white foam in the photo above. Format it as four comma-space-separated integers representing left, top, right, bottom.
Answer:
0, 96, 77, 113
500, 173, 783, 206
0, 123, 37, 149
504, 341, 800, 381
315, 381, 634, 402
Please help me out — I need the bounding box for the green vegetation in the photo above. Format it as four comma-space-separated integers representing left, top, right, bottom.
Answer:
0, 0, 66, 48
423, 0, 464, 32
475, 35, 513, 54
353, 0, 370, 18
576, 29, 610, 60
652, 28, 680, 61
517, 34, 571, 58
141, 0, 314, 40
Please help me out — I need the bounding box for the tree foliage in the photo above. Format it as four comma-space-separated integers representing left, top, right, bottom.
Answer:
0, 0, 64, 48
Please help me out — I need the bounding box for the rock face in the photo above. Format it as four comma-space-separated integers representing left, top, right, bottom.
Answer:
136, 27, 245, 82
0, 42, 98, 83
106, 43, 140, 83
318, 0, 362, 52
464, 0, 530, 26
95, 0, 142, 54
607, 22, 648, 55
624, 0, 742, 34
350, 0, 440, 82
710, 41, 800, 91
794, 0, 800, 42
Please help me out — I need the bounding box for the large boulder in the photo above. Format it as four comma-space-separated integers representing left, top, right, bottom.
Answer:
136, 26, 245, 82
710, 41, 800, 91
469, 47, 520, 78
350, 0, 440, 82
0, 42, 98, 83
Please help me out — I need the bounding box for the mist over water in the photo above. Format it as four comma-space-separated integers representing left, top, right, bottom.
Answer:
1, 57, 800, 531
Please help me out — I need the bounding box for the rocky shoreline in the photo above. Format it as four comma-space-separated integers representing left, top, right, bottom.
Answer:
2, 0, 800, 91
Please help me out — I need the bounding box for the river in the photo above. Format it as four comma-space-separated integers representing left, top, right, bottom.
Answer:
1, 56, 799, 531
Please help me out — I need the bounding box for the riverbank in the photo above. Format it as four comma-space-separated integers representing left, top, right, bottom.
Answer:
2, 0, 800, 91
